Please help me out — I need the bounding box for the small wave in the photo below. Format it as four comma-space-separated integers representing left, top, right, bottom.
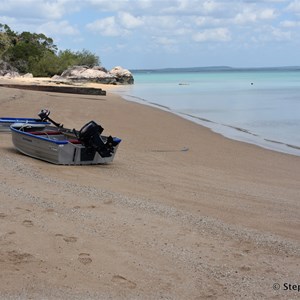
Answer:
120, 94, 172, 110
264, 139, 285, 145
113, 91, 300, 156
265, 139, 300, 151
148, 102, 171, 110
225, 125, 258, 136
287, 144, 300, 150
122, 94, 149, 103
176, 112, 300, 156
179, 112, 215, 123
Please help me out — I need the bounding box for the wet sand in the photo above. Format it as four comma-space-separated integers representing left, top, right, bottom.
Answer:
0, 77, 300, 299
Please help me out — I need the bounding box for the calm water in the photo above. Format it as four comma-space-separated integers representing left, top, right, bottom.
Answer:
113, 68, 300, 156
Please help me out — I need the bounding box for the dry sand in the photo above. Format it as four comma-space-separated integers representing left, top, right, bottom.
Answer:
0, 77, 300, 299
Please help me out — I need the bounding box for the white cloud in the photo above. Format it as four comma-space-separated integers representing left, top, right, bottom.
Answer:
286, 0, 300, 13
193, 27, 231, 42
0, 0, 77, 20
173, 27, 192, 36
0, 15, 16, 25
260, 8, 277, 19
86, 17, 129, 37
234, 8, 276, 24
86, 12, 143, 36
144, 16, 181, 30
234, 10, 256, 24
241, 0, 287, 3
151, 36, 179, 53
84, 0, 129, 11
269, 27, 292, 40
195, 16, 223, 27
202, 0, 220, 13
287, 0, 300, 9
253, 25, 292, 42
38, 20, 80, 36
136, 0, 154, 10
153, 36, 177, 46
118, 12, 143, 29
280, 20, 300, 27
161, 0, 223, 15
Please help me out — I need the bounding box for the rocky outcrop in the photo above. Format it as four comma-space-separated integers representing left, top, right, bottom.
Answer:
0, 61, 35, 78
0, 62, 134, 85
109, 66, 134, 84
60, 65, 134, 84
0, 60, 20, 77
22, 73, 33, 78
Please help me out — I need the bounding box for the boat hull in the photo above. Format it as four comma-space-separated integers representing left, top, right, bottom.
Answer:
0, 118, 49, 132
10, 126, 121, 165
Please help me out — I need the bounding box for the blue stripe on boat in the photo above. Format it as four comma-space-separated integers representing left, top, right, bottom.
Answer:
113, 137, 122, 144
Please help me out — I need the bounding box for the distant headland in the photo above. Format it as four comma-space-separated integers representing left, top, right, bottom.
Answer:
131, 66, 300, 73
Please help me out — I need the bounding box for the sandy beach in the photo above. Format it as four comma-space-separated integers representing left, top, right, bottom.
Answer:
0, 77, 300, 299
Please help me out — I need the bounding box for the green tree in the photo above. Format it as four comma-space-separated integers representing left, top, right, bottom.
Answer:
0, 24, 17, 58
74, 49, 100, 67
56, 49, 100, 74
0, 24, 101, 76
56, 49, 78, 73
0, 32, 11, 58
30, 50, 59, 77
3, 30, 58, 73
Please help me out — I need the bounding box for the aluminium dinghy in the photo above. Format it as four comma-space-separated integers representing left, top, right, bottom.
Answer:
10, 109, 121, 165
0, 116, 50, 132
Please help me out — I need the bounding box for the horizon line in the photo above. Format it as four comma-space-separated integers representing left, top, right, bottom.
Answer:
130, 65, 300, 72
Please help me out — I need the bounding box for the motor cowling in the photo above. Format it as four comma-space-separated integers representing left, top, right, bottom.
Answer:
38, 109, 50, 121
78, 121, 114, 158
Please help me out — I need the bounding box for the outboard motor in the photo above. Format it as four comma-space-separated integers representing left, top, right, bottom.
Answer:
38, 109, 50, 121
38, 109, 63, 128
78, 121, 116, 158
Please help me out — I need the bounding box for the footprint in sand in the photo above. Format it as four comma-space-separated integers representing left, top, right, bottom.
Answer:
6, 250, 34, 264
22, 220, 33, 227
111, 275, 137, 289
63, 236, 78, 243
0, 213, 7, 219
78, 253, 92, 265
239, 265, 251, 272
87, 205, 96, 209
104, 199, 113, 205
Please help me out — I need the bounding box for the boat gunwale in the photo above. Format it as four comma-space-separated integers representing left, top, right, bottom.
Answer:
10, 126, 69, 145
0, 118, 49, 124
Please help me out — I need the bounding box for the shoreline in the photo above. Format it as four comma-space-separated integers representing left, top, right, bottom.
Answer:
114, 90, 300, 157
0, 77, 300, 299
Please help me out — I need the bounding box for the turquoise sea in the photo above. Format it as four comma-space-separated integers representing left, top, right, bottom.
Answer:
113, 67, 300, 156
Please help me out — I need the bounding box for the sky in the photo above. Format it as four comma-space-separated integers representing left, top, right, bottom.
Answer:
1, 0, 300, 69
